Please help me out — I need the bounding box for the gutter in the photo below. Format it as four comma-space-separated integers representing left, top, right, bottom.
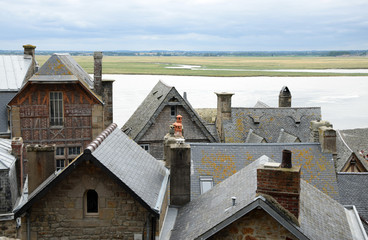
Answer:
154, 168, 170, 213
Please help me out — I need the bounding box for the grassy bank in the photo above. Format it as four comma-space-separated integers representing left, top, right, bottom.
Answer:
35, 56, 368, 77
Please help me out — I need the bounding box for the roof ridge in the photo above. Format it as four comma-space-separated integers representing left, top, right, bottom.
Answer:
337, 129, 353, 153
86, 123, 118, 152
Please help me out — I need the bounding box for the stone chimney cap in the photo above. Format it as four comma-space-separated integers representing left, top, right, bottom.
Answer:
23, 44, 36, 49
94, 51, 103, 59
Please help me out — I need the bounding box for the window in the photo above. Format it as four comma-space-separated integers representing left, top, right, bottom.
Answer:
50, 92, 63, 126
68, 146, 81, 156
140, 144, 149, 152
85, 189, 98, 216
56, 147, 64, 156
200, 176, 213, 194
170, 106, 177, 117
56, 159, 65, 171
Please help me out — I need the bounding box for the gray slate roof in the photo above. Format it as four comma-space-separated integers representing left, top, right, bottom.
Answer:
170, 155, 353, 240
14, 124, 169, 217
190, 142, 338, 200
0, 55, 32, 91
0, 138, 15, 170
338, 172, 368, 232
122, 80, 217, 142
336, 128, 368, 172
223, 107, 321, 143
0, 92, 16, 134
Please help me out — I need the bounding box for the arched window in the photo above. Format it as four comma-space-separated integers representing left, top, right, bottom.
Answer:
85, 189, 98, 216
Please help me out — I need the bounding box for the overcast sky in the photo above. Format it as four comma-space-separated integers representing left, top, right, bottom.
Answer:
1, 0, 368, 51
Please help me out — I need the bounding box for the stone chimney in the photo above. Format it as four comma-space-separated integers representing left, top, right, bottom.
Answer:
279, 86, 291, 107
215, 92, 234, 142
93, 51, 103, 96
102, 79, 114, 129
257, 150, 301, 219
310, 120, 336, 153
26, 145, 55, 194
11, 137, 24, 192
167, 117, 190, 206
23, 44, 38, 79
23, 44, 36, 58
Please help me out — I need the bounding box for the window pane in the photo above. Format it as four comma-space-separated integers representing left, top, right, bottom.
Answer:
87, 190, 98, 213
50, 92, 63, 126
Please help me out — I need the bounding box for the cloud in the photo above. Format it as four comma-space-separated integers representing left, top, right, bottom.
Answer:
1, 0, 368, 50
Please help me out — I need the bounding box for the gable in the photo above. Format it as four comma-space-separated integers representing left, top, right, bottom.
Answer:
341, 153, 368, 172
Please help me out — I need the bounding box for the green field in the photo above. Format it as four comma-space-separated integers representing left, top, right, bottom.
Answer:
36, 55, 368, 77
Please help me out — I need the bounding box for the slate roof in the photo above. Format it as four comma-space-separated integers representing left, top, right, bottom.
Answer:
0, 55, 33, 91
122, 80, 217, 142
190, 142, 338, 200
170, 155, 354, 240
14, 123, 169, 217
336, 128, 368, 172
0, 92, 15, 134
223, 107, 321, 143
0, 138, 15, 170
338, 172, 368, 233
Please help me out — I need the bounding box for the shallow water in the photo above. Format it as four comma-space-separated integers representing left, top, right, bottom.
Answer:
108, 74, 368, 130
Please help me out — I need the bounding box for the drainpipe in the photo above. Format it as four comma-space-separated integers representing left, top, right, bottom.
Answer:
26, 212, 30, 240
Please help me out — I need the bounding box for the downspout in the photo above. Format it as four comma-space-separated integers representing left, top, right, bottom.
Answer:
26, 212, 30, 240
146, 215, 150, 240
151, 216, 156, 240
7, 105, 12, 139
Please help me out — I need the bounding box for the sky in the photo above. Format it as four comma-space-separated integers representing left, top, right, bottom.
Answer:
1, 0, 368, 51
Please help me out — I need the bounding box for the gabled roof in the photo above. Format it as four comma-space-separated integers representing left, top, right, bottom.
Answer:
336, 128, 368, 172
122, 80, 217, 142
0, 138, 15, 170
170, 155, 354, 240
277, 128, 300, 143
223, 107, 321, 143
0, 55, 33, 91
190, 142, 338, 200
338, 172, 368, 233
14, 123, 169, 218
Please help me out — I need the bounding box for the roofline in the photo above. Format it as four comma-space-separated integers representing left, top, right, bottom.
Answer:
14, 149, 159, 218
344, 205, 368, 240
196, 196, 309, 240
189, 142, 323, 147
154, 168, 170, 213
232, 107, 321, 110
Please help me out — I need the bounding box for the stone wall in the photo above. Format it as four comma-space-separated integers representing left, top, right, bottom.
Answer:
140, 105, 210, 160
20, 161, 153, 240
209, 209, 297, 240
0, 171, 12, 213
0, 219, 18, 239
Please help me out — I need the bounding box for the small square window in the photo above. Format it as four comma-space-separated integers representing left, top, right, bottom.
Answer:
56, 159, 65, 171
56, 147, 65, 156
200, 176, 213, 194
140, 144, 149, 152
68, 146, 81, 156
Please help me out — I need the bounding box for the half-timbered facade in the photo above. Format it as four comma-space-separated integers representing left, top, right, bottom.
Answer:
8, 53, 112, 169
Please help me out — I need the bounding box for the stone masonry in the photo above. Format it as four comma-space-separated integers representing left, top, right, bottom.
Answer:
20, 162, 152, 240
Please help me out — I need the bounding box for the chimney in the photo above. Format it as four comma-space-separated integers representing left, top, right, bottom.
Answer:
26, 144, 55, 194
173, 115, 183, 137
11, 137, 24, 193
23, 44, 36, 58
168, 117, 190, 206
215, 92, 234, 142
319, 126, 336, 154
164, 125, 177, 167
309, 120, 332, 142
279, 86, 291, 107
93, 51, 103, 96
257, 150, 301, 219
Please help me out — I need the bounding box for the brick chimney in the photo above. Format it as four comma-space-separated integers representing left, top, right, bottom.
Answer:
26, 145, 55, 194
215, 92, 234, 142
279, 86, 291, 107
11, 137, 24, 192
257, 150, 301, 219
93, 51, 103, 96
173, 115, 183, 137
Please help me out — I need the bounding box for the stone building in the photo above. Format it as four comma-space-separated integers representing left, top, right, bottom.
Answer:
0, 45, 38, 138
196, 86, 322, 143
122, 80, 217, 160
14, 123, 169, 240
8, 52, 113, 169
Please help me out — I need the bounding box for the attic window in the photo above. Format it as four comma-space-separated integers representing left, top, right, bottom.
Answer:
169, 97, 179, 102
171, 106, 177, 117
200, 176, 213, 194
85, 189, 98, 216
157, 95, 163, 100
153, 91, 158, 95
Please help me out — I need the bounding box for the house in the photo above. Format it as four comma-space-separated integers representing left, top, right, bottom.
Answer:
196, 86, 323, 143
338, 172, 368, 234
336, 128, 368, 172
13, 123, 169, 239
167, 154, 366, 240
0, 45, 38, 138
122, 80, 217, 160
0, 137, 24, 238
7, 51, 113, 169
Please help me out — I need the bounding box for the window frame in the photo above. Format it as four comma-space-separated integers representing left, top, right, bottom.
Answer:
200, 176, 214, 194
170, 105, 177, 118
49, 91, 64, 127
140, 144, 150, 152
84, 189, 99, 217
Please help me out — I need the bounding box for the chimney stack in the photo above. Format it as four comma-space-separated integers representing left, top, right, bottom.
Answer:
26, 145, 55, 194
11, 137, 24, 192
309, 120, 336, 153
215, 92, 234, 142
23, 44, 38, 78
93, 51, 103, 96
279, 86, 291, 107
257, 150, 301, 219
23, 44, 36, 58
